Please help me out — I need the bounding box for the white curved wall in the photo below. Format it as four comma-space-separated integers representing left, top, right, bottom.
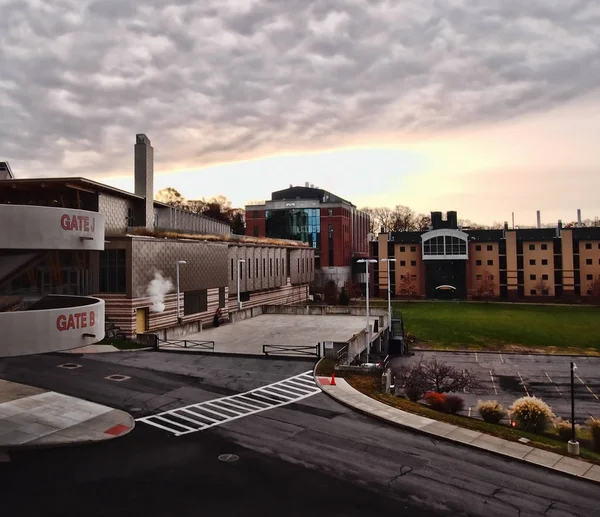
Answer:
0, 205, 105, 250
0, 297, 105, 357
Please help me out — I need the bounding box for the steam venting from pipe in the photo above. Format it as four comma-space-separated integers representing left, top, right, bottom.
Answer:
146, 271, 173, 313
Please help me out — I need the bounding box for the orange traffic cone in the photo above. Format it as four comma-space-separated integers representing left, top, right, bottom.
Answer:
330, 372, 336, 386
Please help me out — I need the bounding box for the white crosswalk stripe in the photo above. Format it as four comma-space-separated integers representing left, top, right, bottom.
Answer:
136, 371, 320, 436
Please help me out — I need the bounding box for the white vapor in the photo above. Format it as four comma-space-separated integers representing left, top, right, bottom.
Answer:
146, 271, 173, 313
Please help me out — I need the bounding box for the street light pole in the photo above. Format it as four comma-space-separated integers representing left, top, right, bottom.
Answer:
381, 258, 396, 332
569, 361, 580, 455
357, 258, 377, 364
237, 259, 246, 311
176, 260, 187, 321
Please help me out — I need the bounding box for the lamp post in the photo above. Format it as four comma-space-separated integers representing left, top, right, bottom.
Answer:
176, 260, 187, 321
357, 258, 377, 364
237, 259, 246, 311
569, 361, 580, 455
381, 258, 396, 332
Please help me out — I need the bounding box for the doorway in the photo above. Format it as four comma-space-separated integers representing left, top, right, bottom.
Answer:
136, 308, 148, 334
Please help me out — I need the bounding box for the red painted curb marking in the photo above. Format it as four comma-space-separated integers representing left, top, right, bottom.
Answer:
104, 424, 129, 436
318, 378, 331, 386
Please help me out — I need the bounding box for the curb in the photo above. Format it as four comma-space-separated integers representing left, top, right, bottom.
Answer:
0, 413, 136, 454
312, 359, 599, 486
53, 347, 155, 356
156, 348, 317, 362
412, 348, 600, 358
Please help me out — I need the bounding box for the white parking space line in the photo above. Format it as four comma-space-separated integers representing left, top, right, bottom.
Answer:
517, 371, 530, 397
544, 371, 563, 397
475, 352, 478, 362
137, 371, 321, 436
468, 407, 472, 418
575, 373, 600, 401
489, 371, 498, 395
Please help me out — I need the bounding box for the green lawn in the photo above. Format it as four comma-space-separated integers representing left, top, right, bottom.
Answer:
386, 302, 600, 353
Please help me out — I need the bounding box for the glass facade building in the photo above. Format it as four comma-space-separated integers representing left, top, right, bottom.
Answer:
265, 208, 321, 249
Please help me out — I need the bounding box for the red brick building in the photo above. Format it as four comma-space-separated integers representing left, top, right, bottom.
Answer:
246, 183, 370, 286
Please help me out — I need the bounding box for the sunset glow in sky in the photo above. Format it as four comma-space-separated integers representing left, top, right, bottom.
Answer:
2, 1, 599, 227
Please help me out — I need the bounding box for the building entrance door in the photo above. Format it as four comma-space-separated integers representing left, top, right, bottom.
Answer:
136, 308, 148, 334
425, 261, 467, 299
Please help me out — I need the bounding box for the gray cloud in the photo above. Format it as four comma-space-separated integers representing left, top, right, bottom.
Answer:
1, 0, 599, 178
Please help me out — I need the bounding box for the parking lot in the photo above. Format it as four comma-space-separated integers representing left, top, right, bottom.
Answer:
390, 351, 600, 423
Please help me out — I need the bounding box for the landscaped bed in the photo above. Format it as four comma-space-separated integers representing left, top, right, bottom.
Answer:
345, 373, 600, 466
376, 301, 600, 354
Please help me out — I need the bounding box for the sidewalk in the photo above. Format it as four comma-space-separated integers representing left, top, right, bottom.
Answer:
0, 379, 134, 452
316, 376, 600, 484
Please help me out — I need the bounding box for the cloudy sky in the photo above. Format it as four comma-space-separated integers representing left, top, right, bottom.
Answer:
2, 0, 599, 226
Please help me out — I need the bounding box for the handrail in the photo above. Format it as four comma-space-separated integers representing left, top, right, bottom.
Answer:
263, 344, 320, 358
158, 337, 215, 350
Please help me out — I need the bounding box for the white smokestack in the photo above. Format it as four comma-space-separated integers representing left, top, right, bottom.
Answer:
305, 181, 309, 187
577, 209, 582, 228
536, 210, 541, 229
146, 271, 173, 313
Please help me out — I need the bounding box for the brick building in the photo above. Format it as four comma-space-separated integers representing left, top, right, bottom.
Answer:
0, 135, 314, 339
246, 183, 370, 287
373, 211, 600, 301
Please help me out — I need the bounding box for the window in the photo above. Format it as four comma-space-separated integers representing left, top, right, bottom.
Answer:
530, 274, 536, 280
184, 290, 207, 315
400, 246, 405, 252
586, 243, 592, 250
530, 289, 536, 295
541, 259, 548, 265
218, 287, 226, 308
328, 208, 333, 216
542, 274, 549, 281
410, 246, 416, 252
256, 258, 259, 278
476, 274, 482, 280
587, 274, 594, 280
542, 289, 549, 295
410, 260, 416, 266
487, 245, 493, 251
301, 257, 304, 273
586, 258, 593, 265
411, 274, 417, 280
298, 258, 300, 273
240, 263, 243, 279
263, 258, 266, 276
276, 258, 279, 276
541, 244, 547, 250
475, 245, 481, 251
529, 244, 535, 250
231, 259, 234, 280
126, 207, 135, 227
588, 290, 593, 295
253, 226, 259, 237
487, 260, 493, 266
476, 260, 482, 266
400, 260, 406, 267
598, 243, 600, 249
270, 258, 273, 276
99, 250, 126, 293
248, 261, 251, 279
529, 259, 536, 265
423, 235, 466, 256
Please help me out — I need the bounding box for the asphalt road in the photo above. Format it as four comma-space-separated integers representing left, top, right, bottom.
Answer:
2, 351, 600, 517
391, 351, 600, 423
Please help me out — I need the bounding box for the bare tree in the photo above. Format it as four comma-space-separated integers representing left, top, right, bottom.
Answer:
534, 278, 549, 295
396, 272, 417, 296
588, 275, 600, 300
360, 207, 379, 235
414, 213, 432, 231
390, 205, 416, 232
473, 270, 496, 298
155, 187, 186, 208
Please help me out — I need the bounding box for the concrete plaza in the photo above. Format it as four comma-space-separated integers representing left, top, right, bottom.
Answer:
161, 314, 368, 356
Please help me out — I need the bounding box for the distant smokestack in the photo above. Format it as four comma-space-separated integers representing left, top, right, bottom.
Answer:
577, 209, 582, 228
289, 183, 293, 188
536, 210, 541, 229
305, 181, 309, 187
512, 212, 515, 230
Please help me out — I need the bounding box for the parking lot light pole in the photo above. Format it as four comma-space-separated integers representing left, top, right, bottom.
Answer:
176, 260, 187, 321
569, 361, 580, 455
237, 259, 246, 311
381, 258, 396, 332
357, 259, 377, 364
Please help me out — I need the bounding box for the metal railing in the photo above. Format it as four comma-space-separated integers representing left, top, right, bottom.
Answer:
263, 344, 320, 358
158, 338, 215, 351
337, 344, 349, 365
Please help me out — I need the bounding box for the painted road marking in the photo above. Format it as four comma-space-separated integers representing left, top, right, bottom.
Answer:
137, 371, 321, 436
468, 407, 472, 418
475, 352, 478, 363
517, 371, 530, 397
544, 371, 563, 397
499, 353, 505, 364
489, 371, 498, 395
575, 373, 600, 401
